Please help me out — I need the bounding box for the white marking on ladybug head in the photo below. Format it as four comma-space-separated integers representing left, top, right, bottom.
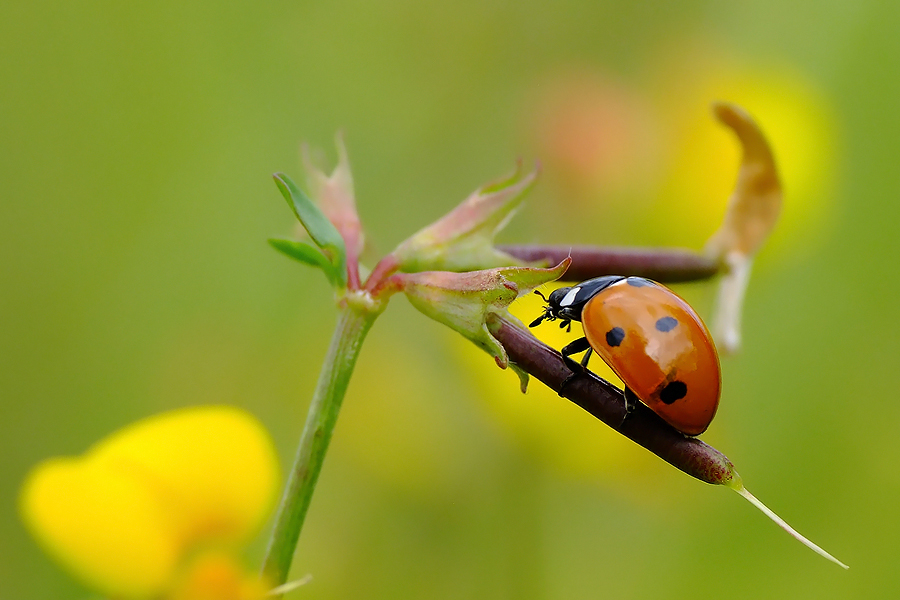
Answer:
560, 287, 581, 307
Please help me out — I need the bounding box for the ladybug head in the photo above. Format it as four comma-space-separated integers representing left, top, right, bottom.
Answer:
528, 287, 573, 328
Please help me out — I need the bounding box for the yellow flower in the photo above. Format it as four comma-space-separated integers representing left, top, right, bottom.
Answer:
19, 406, 281, 599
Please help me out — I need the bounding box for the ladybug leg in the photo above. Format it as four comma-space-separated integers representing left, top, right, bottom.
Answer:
580, 347, 593, 368
559, 337, 592, 393
621, 386, 640, 428
561, 337, 590, 356
561, 337, 591, 362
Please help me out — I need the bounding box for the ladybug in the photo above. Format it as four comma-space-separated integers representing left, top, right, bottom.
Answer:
529, 276, 721, 436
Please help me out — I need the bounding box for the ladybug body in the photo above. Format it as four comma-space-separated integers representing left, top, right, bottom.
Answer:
530, 276, 721, 436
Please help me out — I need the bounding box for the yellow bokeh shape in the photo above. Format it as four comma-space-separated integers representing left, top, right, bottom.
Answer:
20, 406, 280, 599
21, 456, 181, 596
90, 406, 280, 546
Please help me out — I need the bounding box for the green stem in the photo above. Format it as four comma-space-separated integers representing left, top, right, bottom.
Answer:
261, 303, 377, 591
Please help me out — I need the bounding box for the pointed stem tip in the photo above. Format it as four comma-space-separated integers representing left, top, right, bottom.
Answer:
734, 484, 849, 569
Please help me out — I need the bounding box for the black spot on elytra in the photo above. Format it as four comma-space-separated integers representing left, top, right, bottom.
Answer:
605, 327, 625, 347
660, 381, 687, 404
626, 277, 651, 287
655, 316, 678, 332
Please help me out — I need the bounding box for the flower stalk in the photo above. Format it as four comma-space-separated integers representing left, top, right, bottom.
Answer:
498, 244, 720, 283
261, 299, 379, 593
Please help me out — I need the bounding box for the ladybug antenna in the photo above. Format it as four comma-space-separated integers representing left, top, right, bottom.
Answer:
531, 290, 558, 328
528, 313, 546, 328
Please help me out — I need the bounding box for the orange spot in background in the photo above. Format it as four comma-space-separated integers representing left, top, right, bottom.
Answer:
170, 553, 269, 600
527, 69, 661, 199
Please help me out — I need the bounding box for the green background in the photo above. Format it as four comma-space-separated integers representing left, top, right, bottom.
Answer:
2, 1, 896, 598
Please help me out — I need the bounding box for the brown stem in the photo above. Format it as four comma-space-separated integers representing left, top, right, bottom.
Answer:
486, 313, 736, 486
498, 245, 720, 283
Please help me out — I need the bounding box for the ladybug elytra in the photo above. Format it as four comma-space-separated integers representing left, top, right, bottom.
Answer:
530, 276, 721, 436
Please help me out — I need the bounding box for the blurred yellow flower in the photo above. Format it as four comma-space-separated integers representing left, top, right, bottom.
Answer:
19, 406, 280, 600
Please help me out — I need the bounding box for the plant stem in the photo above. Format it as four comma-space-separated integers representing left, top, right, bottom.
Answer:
498, 244, 720, 283
261, 304, 377, 592
485, 312, 736, 485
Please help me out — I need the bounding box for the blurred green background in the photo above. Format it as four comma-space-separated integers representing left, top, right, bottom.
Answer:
2, 1, 896, 598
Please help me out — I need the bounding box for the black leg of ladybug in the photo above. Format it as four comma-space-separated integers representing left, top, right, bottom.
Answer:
621, 386, 640, 428
559, 337, 592, 393
579, 347, 593, 368
560, 337, 591, 362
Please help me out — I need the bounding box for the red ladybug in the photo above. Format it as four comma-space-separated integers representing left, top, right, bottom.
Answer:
530, 276, 721, 436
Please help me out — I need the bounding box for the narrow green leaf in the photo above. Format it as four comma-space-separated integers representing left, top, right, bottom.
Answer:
273, 173, 347, 286
269, 238, 329, 267
268, 239, 340, 286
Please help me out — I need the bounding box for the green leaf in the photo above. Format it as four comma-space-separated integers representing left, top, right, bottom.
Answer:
268, 238, 330, 268
273, 173, 347, 287
268, 239, 340, 286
